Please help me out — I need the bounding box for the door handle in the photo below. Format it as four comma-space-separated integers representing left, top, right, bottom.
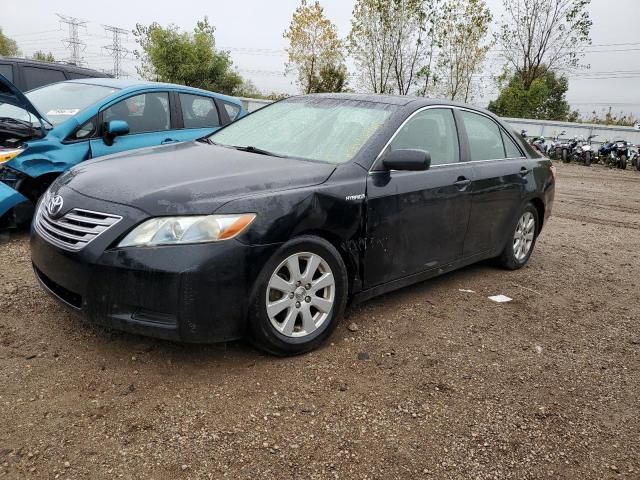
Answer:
454, 177, 472, 189
519, 167, 531, 176
161, 138, 178, 145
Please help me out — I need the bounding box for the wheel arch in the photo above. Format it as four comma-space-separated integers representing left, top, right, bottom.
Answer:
295, 229, 359, 296
529, 197, 545, 233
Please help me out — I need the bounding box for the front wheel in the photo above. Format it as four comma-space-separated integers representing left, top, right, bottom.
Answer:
619, 155, 628, 170
248, 236, 348, 356
561, 149, 569, 163
584, 151, 592, 166
496, 204, 539, 270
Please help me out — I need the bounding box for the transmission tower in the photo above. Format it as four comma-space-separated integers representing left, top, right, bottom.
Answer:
56, 14, 88, 66
102, 25, 130, 78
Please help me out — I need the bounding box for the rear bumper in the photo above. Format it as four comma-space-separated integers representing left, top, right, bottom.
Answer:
31, 230, 279, 343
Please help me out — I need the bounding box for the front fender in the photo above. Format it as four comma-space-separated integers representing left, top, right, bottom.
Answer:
0, 181, 29, 217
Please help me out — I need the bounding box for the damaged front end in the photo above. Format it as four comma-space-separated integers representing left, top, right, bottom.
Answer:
0, 163, 33, 228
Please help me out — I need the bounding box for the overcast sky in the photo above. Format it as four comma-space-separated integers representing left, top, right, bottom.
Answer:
3, 0, 640, 116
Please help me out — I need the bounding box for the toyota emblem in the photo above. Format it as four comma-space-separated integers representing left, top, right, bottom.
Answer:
46, 195, 64, 217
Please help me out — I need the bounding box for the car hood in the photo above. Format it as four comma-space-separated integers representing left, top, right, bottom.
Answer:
56, 141, 337, 215
0, 73, 49, 126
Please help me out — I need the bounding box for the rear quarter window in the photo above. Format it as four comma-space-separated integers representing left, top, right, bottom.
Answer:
223, 102, 241, 121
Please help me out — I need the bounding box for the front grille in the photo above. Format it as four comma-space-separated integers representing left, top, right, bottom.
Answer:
35, 201, 122, 251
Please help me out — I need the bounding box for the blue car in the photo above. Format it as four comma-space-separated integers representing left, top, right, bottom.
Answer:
0, 75, 246, 227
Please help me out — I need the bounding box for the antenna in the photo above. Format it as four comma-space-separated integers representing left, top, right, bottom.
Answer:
102, 24, 130, 78
56, 13, 88, 66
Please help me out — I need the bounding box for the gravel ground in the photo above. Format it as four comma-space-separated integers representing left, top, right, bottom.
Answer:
1, 161, 639, 479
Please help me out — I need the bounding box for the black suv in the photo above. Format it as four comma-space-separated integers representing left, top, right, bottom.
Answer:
0, 57, 111, 92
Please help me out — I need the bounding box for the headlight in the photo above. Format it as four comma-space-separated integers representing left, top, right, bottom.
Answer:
118, 214, 256, 247
0, 149, 22, 164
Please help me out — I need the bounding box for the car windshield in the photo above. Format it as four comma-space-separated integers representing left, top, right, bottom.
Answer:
210, 97, 396, 164
0, 82, 119, 127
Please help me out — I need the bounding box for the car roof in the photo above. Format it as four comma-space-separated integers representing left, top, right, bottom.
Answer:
63, 78, 242, 104
300, 93, 499, 116
0, 56, 109, 76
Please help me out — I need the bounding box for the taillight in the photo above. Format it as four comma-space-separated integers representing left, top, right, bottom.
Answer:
550, 165, 557, 183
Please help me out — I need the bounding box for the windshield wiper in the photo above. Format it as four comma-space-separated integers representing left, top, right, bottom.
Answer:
230, 145, 286, 157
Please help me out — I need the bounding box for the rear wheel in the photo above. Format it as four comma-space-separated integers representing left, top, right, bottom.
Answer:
248, 236, 348, 356
497, 204, 539, 270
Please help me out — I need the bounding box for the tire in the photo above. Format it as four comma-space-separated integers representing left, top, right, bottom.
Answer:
636, 158, 640, 172
496, 203, 539, 270
561, 149, 569, 163
584, 151, 591, 166
247, 235, 348, 356
619, 155, 628, 170
555, 147, 562, 160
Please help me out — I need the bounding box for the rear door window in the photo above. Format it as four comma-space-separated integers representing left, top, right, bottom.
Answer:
103, 92, 171, 134
23, 67, 66, 90
0, 64, 14, 82
460, 111, 506, 161
179, 93, 220, 128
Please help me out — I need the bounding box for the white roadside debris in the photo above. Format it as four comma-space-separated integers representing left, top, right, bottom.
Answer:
488, 295, 512, 303
459, 289, 476, 293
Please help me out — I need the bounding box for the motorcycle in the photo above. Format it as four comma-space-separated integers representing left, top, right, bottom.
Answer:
561, 137, 579, 163
628, 144, 639, 171
570, 135, 597, 166
548, 131, 566, 160
605, 140, 631, 169
521, 130, 547, 155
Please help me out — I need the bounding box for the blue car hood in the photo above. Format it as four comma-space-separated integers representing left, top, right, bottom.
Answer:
0, 73, 50, 127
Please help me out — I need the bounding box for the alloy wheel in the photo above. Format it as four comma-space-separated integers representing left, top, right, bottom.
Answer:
265, 252, 336, 338
513, 212, 535, 262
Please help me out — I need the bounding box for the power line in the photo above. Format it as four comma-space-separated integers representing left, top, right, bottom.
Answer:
102, 24, 130, 78
56, 13, 88, 66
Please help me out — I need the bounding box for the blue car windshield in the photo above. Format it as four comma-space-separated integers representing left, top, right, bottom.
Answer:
0, 82, 119, 127
210, 97, 396, 164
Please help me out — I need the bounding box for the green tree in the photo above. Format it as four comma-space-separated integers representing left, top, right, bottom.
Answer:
284, 0, 347, 93
436, 0, 492, 102
349, 0, 440, 95
0, 27, 19, 56
497, 0, 592, 88
133, 18, 244, 95
488, 70, 571, 120
32, 51, 56, 62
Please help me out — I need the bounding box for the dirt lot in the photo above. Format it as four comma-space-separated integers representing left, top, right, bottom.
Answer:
1, 162, 639, 479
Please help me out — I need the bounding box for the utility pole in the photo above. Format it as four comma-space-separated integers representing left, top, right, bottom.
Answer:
102, 25, 130, 78
56, 14, 88, 66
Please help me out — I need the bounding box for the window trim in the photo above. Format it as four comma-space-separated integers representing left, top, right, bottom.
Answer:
371, 105, 463, 172
97, 90, 172, 137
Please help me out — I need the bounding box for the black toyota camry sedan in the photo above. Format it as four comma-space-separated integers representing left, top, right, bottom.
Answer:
31, 94, 555, 355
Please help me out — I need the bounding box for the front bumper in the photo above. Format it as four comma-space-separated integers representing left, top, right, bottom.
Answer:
31, 229, 279, 343
0, 181, 30, 225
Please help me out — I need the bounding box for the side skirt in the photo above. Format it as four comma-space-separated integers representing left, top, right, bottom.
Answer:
351, 249, 499, 305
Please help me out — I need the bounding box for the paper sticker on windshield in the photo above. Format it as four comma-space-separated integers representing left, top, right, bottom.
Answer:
47, 108, 80, 116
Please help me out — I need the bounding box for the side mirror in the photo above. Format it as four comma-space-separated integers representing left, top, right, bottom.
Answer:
382, 149, 431, 171
103, 120, 130, 146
